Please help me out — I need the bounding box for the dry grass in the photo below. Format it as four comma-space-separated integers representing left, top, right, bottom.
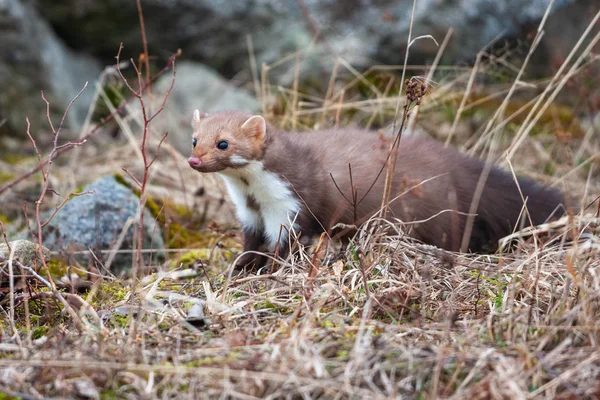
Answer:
1, 9, 600, 399
1, 214, 599, 399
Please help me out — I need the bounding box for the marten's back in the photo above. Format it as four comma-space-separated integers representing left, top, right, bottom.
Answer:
277, 128, 566, 252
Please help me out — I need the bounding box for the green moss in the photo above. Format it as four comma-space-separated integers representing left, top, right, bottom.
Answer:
0, 213, 12, 224
0, 172, 14, 184
184, 351, 242, 368
1, 154, 30, 165
43, 259, 69, 277
112, 174, 237, 251
100, 283, 129, 303
100, 390, 121, 400
113, 172, 130, 189
158, 321, 170, 330
544, 160, 556, 175
110, 314, 131, 329
170, 250, 209, 269
143, 196, 161, 218
31, 326, 48, 340
255, 298, 290, 313
336, 349, 349, 359
41, 259, 87, 280
185, 356, 227, 367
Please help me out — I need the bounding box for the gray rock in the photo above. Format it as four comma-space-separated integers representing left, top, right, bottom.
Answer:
30, 0, 582, 84
0, 239, 50, 267
0, 0, 101, 136
28, 175, 165, 273
143, 61, 259, 154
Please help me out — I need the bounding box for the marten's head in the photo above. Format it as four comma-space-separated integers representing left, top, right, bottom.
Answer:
187, 110, 268, 173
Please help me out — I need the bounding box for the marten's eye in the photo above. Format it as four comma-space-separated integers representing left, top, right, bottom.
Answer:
192, 138, 197, 148
216, 140, 229, 150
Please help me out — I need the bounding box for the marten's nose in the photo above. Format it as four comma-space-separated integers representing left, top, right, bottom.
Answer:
188, 156, 202, 168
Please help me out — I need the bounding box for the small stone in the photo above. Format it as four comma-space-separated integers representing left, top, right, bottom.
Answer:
0, 239, 50, 267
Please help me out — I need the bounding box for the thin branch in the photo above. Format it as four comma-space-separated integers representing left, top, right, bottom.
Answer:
122, 168, 142, 188
148, 131, 169, 168
41, 190, 95, 228
0, 54, 177, 196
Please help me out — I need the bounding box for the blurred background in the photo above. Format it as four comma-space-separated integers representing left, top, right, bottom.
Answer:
1, 0, 599, 146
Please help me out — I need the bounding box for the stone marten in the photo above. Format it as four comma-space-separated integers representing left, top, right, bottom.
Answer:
187, 110, 566, 273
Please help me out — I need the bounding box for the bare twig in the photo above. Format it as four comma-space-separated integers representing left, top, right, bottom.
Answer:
115, 43, 178, 284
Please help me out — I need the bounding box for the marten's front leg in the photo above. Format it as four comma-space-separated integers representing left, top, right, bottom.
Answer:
233, 228, 269, 274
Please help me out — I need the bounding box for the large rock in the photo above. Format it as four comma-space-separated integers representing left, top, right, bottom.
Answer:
23, 175, 165, 273
0, 0, 102, 136
138, 61, 259, 155
29, 0, 583, 84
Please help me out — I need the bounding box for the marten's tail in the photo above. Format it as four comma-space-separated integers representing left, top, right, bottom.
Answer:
470, 168, 568, 253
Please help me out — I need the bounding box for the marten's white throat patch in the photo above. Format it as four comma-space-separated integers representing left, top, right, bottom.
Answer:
218, 160, 301, 247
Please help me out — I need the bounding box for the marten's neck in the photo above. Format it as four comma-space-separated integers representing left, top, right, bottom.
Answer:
217, 129, 304, 247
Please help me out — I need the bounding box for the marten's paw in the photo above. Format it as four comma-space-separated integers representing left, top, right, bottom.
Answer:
231, 252, 268, 277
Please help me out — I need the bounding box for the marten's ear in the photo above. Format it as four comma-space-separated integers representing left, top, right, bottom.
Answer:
241, 115, 266, 142
191, 109, 209, 129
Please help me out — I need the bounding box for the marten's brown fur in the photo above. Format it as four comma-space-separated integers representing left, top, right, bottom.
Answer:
188, 110, 566, 273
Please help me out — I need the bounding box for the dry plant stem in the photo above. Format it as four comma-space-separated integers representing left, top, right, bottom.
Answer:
0, 221, 10, 250
319, 59, 340, 127
475, 4, 550, 146
389, 0, 417, 139
291, 53, 301, 130
380, 97, 413, 218
246, 34, 261, 100
357, 251, 371, 300
5, 243, 21, 344
334, 89, 344, 128
115, 43, 178, 283
380, 0, 420, 220
445, 52, 482, 146
506, 8, 600, 161
136, 0, 151, 89
260, 63, 269, 115
0, 61, 176, 197
405, 27, 451, 134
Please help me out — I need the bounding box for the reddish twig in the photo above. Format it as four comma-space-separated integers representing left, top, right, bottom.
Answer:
122, 167, 142, 188
136, 0, 151, 88
17, 84, 100, 333
41, 190, 95, 228
115, 43, 178, 282
0, 221, 10, 251
0, 58, 178, 196
24, 85, 89, 289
